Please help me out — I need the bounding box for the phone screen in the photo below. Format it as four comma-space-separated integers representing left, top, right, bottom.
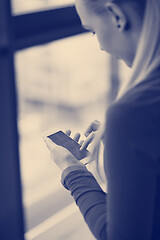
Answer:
47, 131, 90, 160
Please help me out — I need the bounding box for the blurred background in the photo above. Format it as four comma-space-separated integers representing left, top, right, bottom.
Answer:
0, 1, 132, 240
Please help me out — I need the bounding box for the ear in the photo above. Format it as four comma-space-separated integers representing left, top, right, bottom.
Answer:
105, 2, 128, 32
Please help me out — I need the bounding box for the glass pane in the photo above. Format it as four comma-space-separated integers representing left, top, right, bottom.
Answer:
15, 33, 109, 240
12, 0, 74, 15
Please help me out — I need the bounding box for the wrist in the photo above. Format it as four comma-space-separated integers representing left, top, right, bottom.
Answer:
60, 161, 84, 172
61, 164, 88, 189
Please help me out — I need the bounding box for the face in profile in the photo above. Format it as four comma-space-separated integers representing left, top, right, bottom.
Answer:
75, 0, 115, 53
75, 0, 143, 67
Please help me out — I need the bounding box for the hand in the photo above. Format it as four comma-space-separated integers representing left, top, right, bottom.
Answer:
44, 131, 85, 172
80, 120, 103, 151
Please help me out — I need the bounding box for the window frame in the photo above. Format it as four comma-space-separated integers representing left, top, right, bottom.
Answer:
13, 6, 87, 51
0, 1, 119, 239
0, 2, 86, 240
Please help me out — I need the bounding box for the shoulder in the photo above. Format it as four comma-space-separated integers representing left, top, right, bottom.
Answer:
106, 77, 160, 129
105, 88, 160, 158
106, 102, 138, 142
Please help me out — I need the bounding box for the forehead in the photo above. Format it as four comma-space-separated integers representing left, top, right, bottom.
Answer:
75, 0, 94, 25
75, 0, 106, 16
75, 0, 107, 7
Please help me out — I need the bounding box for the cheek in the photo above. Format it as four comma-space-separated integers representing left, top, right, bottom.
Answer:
96, 29, 113, 53
94, 15, 118, 55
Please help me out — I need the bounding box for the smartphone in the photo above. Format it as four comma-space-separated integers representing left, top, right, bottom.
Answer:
47, 131, 90, 160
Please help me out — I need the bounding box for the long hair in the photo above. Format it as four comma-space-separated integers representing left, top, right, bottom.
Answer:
87, 0, 160, 181
118, 0, 160, 98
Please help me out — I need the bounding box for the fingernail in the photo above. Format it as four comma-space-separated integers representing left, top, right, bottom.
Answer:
43, 137, 48, 143
80, 145, 84, 151
84, 132, 89, 137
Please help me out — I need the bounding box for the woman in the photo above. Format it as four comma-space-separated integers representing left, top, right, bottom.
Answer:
44, 0, 160, 239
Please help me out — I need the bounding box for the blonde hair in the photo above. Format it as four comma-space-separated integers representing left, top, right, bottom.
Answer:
118, 0, 160, 98
87, 0, 160, 180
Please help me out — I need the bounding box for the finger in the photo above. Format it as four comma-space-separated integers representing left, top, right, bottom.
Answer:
80, 132, 95, 150
65, 130, 71, 136
80, 140, 84, 146
50, 152, 54, 160
84, 120, 100, 137
73, 133, 81, 142
43, 137, 55, 151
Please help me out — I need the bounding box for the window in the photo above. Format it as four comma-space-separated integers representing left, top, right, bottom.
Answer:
0, 1, 132, 239
15, 33, 109, 239
12, 0, 75, 15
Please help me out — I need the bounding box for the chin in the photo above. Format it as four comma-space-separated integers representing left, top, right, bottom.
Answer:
116, 54, 133, 68
122, 58, 132, 68
126, 61, 132, 68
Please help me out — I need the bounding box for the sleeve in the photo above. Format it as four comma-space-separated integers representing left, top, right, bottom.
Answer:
105, 104, 157, 240
61, 165, 107, 240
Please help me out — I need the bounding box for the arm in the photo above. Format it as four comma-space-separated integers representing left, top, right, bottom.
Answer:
62, 103, 158, 240
61, 165, 107, 240
45, 103, 157, 239
44, 131, 108, 240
